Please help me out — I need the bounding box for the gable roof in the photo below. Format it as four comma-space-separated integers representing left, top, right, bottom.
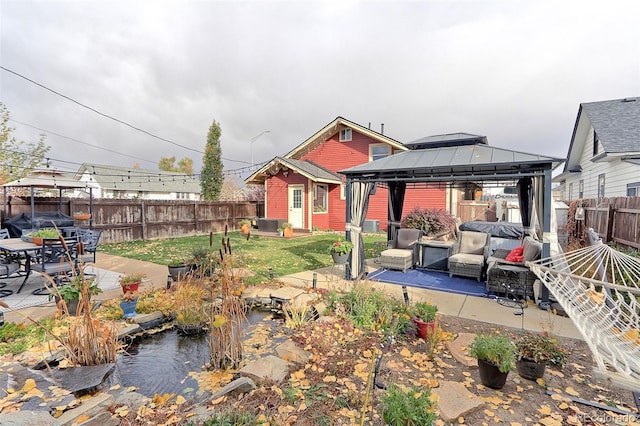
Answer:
562, 97, 640, 173
284, 116, 406, 160
404, 132, 488, 150
75, 163, 201, 193
246, 157, 342, 185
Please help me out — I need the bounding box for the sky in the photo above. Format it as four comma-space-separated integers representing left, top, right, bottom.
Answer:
1, 0, 639, 183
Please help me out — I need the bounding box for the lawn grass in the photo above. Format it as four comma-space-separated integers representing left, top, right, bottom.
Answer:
100, 231, 387, 284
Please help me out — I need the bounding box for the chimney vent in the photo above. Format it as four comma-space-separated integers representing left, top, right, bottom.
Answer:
381, 123, 384, 135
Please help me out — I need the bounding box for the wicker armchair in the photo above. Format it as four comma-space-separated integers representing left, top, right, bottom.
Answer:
380, 228, 423, 273
448, 231, 491, 281
486, 236, 542, 298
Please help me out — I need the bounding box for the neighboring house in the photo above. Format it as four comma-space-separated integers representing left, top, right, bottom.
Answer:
245, 117, 450, 231
74, 163, 201, 200
554, 97, 640, 200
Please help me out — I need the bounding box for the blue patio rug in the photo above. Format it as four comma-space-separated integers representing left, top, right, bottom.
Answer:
368, 268, 489, 297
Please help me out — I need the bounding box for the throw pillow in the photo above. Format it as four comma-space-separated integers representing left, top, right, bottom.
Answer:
505, 246, 524, 263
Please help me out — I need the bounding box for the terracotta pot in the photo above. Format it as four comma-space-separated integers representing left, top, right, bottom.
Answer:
121, 282, 140, 294
516, 358, 546, 380
477, 359, 509, 389
31, 237, 43, 246
413, 318, 436, 339
241, 224, 250, 234
73, 213, 91, 220
284, 228, 294, 238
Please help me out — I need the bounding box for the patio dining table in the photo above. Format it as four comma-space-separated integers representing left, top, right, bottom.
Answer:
0, 238, 41, 294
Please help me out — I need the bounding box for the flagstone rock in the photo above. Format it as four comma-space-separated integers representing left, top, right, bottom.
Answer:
0, 410, 60, 425
275, 340, 312, 365
48, 364, 115, 394
56, 392, 115, 426
210, 377, 256, 400
447, 332, 478, 368
433, 380, 484, 422
240, 355, 291, 383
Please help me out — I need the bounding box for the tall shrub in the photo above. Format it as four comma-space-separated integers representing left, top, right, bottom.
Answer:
401, 207, 456, 237
201, 120, 224, 201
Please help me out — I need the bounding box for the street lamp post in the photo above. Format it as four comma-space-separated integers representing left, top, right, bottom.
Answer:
251, 130, 271, 170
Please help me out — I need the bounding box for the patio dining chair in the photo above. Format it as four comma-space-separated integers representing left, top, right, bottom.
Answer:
30, 237, 79, 295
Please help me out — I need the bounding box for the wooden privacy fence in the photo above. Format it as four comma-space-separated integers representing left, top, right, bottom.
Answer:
573, 197, 640, 249
1, 197, 258, 244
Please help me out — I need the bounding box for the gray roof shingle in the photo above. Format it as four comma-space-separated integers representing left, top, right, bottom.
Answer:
582, 97, 640, 153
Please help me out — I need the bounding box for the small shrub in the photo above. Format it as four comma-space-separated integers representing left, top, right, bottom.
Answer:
380, 384, 436, 426
401, 207, 456, 238
468, 333, 515, 373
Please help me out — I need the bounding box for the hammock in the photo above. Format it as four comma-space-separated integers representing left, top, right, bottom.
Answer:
527, 229, 640, 390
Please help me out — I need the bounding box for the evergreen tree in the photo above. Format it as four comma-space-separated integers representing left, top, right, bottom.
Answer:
200, 120, 223, 200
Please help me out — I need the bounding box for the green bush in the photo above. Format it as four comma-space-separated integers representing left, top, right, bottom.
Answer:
401, 207, 456, 237
468, 334, 515, 373
381, 384, 436, 426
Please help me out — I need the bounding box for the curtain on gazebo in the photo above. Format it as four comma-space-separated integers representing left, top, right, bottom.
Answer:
517, 177, 534, 237
387, 182, 406, 241
348, 181, 375, 279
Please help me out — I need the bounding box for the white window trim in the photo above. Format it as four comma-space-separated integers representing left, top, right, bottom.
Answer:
340, 183, 346, 200
339, 128, 352, 142
369, 143, 391, 162
313, 183, 328, 214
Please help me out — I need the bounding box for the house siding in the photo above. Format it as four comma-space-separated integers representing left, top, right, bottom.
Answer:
563, 122, 640, 199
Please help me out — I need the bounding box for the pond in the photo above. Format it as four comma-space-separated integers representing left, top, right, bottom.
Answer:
106, 308, 276, 397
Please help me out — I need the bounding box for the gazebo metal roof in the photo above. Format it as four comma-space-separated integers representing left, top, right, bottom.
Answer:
340, 144, 563, 182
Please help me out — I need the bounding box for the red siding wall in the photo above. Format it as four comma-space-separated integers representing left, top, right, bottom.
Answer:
266, 129, 447, 231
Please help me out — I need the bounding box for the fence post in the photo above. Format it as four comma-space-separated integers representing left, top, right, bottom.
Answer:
141, 199, 146, 240
606, 204, 615, 243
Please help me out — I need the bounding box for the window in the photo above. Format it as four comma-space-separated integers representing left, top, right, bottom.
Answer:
568, 183, 573, 201
339, 129, 352, 142
340, 183, 346, 200
593, 131, 599, 156
627, 182, 640, 196
370, 144, 391, 161
578, 180, 584, 198
598, 174, 605, 198
314, 184, 328, 213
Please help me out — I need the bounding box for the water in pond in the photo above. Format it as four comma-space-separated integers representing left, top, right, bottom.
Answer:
106, 308, 274, 397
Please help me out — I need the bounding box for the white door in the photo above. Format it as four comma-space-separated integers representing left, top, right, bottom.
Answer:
288, 185, 304, 228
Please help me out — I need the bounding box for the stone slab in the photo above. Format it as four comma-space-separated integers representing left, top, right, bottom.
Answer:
49, 364, 115, 394
240, 355, 291, 384
57, 392, 115, 426
275, 340, 312, 365
270, 287, 305, 301
447, 332, 478, 368
433, 380, 484, 422
0, 411, 61, 425
210, 377, 256, 400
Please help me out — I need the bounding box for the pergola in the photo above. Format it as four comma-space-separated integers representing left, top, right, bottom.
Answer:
340, 143, 563, 308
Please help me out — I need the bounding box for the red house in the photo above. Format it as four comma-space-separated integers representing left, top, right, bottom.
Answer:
245, 117, 447, 232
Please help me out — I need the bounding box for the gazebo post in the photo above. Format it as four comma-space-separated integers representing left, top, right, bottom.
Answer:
539, 168, 553, 310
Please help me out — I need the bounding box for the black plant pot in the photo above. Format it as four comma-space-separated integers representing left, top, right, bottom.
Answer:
516, 358, 546, 380
168, 264, 193, 282
331, 252, 349, 265
477, 359, 509, 389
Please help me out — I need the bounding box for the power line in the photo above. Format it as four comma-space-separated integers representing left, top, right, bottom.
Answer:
1, 65, 202, 153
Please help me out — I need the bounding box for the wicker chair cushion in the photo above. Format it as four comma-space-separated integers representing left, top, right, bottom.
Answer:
381, 248, 413, 259
396, 229, 422, 250
449, 253, 484, 266
522, 237, 542, 261
0, 261, 19, 276
459, 231, 487, 255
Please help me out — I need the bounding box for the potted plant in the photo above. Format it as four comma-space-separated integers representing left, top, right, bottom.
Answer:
411, 301, 438, 339
174, 281, 208, 335
73, 211, 91, 220
119, 290, 139, 319
167, 257, 193, 283
514, 332, 568, 380
28, 228, 61, 245
282, 222, 294, 238
239, 219, 251, 234
54, 275, 102, 316
468, 333, 516, 389
119, 272, 145, 294
329, 237, 353, 264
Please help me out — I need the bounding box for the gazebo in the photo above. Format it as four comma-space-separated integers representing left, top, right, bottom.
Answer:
2, 168, 92, 231
340, 143, 563, 309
